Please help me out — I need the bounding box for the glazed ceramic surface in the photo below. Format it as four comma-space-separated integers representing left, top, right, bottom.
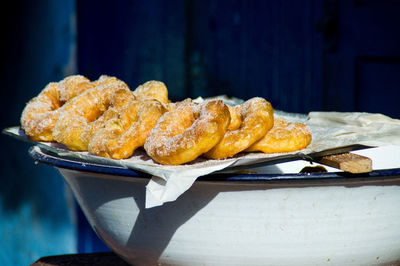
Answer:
30, 147, 400, 266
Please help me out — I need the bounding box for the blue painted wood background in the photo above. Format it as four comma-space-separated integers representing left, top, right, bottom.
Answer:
0, 1, 77, 265
77, 0, 324, 113
1, 0, 399, 264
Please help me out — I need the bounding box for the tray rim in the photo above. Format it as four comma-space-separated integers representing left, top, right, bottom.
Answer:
29, 146, 400, 183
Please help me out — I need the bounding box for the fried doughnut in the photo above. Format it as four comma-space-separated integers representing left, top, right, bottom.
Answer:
78, 87, 136, 146
93, 75, 129, 88
52, 77, 131, 151
133, 80, 169, 103
246, 118, 312, 153
204, 97, 274, 159
58, 75, 96, 102
227, 105, 242, 131
144, 100, 231, 165
88, 100, 168, 159
20, 75, 94, 141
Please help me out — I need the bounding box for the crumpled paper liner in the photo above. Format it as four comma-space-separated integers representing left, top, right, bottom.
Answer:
4, 111, 400, 208
307, 112, 400, 149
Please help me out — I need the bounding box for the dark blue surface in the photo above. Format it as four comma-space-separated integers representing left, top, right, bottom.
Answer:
1, 1, 76, 264
76, 0, 186, 102
323, 0, 400, 118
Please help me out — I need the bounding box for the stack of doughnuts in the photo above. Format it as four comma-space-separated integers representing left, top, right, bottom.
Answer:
21, 75, 312, 165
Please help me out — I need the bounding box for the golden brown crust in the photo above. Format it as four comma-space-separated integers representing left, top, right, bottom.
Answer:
20, 82, 61, 141
204, 97, 274, 159
20, 75, 95, 141
227, 105, 242, 131
78, 88, 136, 145
246, 118, 312, 153
79, 107, 120, 149
93, 75, 129, 89
88, 100, 168, 159
52, 76, 131, 151
51, 78, 172, 152
58, 75, 95, 103
21, 74, 313, 162
144, 100, 231, 165
133, 80, 169, 103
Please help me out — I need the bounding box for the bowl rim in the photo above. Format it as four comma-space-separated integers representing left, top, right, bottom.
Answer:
29, 146, 400, 183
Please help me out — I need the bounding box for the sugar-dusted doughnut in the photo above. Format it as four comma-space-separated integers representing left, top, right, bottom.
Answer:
52, 78, 173, 151
133, 80, 169, 103
88, 100, 168, 159
144, 100, 231, 165
227, 105, 242, 131
58, 75, 96, 102
20, 75, 94, 141
52, 77, 131, 151
78, 87, 137, 147
246, 118, 312, 153
204, 97, 274, 159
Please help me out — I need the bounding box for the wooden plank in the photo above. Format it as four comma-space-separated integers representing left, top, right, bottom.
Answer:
317, 152, 372, 173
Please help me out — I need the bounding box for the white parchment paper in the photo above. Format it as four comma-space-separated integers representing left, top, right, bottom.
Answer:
5, 110, 400, 208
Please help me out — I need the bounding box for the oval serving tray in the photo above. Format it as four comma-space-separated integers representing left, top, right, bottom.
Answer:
29, 145, 400, 183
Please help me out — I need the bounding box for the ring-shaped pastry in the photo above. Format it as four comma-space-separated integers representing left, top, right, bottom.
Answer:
204, 97, 274, 159
88, 100, 168, 159
58, 75, 96, 102
144, 100, 231, 165
20, 75, 94, 141
52, 76, 131, 151
79, 86, 137, 146
246, 118, 312, 153
227, 105, 242, 131
52, 78, 171, 151
133, 80, 169, 103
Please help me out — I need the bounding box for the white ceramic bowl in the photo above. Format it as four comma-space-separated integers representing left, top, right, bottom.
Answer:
30, 146, 400, 266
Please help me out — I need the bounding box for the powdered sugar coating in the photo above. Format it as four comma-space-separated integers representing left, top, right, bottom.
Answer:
52, 80, 131, 151
20, 75, 96, 141
89, 100, 168, 159
58, 75, 95, 102
246, 118, 312, 153
144, 100, 230, 165
133, 80, 169, 103
52, 78, 172, 152
204, 97, 274, 159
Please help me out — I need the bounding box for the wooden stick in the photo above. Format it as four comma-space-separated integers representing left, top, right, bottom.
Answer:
316, 152, 372, 174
